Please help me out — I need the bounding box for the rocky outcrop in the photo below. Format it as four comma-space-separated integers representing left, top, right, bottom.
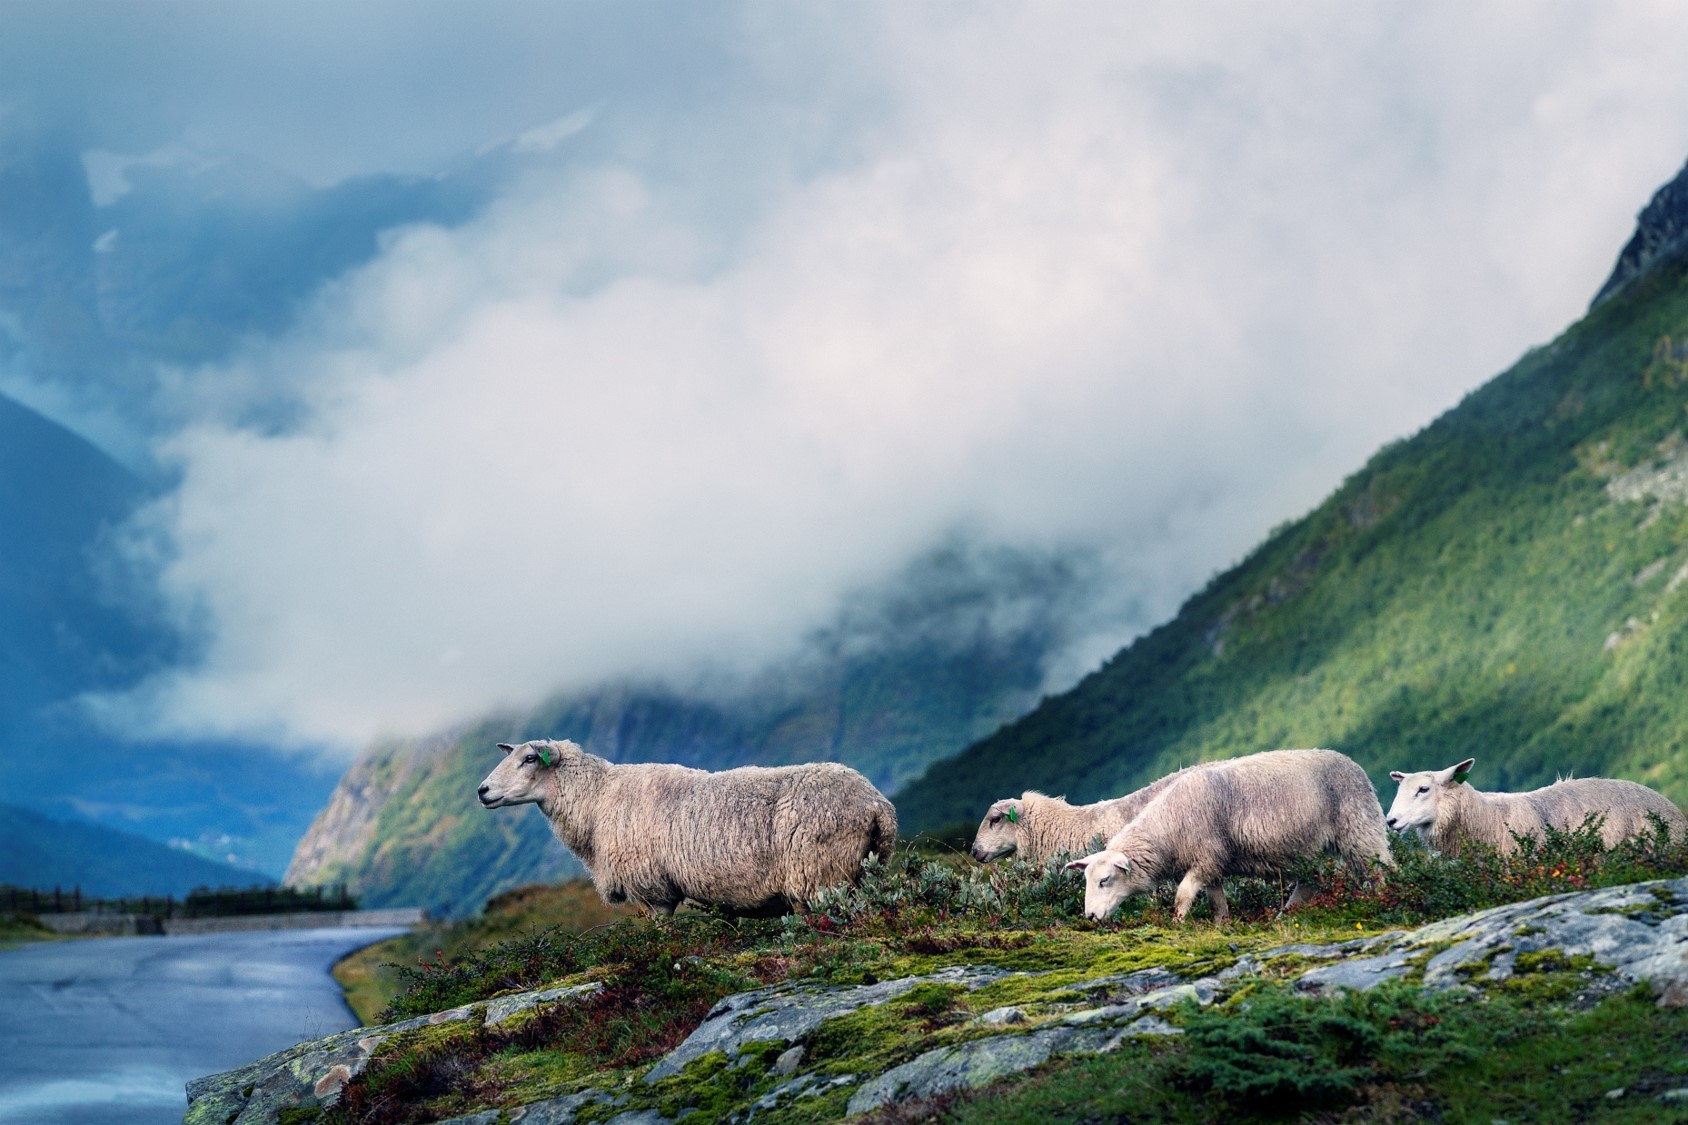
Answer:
183, 983, 601, 1125
282, 737, 432, 889
188, 877, 1688, 1124
1593, 157, 1688, 308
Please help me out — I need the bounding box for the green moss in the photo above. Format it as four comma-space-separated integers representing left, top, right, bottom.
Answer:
802, 982, 984, 1080
1488, 949, 1615, 1006
277, 1110, 326, 1125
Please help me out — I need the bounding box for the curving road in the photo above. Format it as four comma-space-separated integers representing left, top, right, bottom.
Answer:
0, 927, 406, 1125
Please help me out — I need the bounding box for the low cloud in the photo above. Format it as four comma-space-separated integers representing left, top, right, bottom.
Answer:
88, 3, 1688, 751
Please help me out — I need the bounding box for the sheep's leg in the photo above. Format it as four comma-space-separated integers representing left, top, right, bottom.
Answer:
1172, 872, 1206, 922
1283, 882, 1316, 909
646, 900, 678, 919
1205, 883, 1231, 925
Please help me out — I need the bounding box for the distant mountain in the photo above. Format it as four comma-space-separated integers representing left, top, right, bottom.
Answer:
0, 388, 343, 875
0, 390, 156, 721
0, 802, 270, 899
286, 544, 1092, 916
0, 122, 518, 876
898, 156, 1688, 833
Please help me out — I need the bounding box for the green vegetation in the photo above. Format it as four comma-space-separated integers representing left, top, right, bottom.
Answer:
931, 981, 1688, 1124
900, 253, 1688, 833
180, 884, 356, 916
315, 823, 1688, 1124
0, 910, 60, 951
335, 881, 632, 1024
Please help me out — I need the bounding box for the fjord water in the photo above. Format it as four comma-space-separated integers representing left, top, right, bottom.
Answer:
0, 928, 406, 1124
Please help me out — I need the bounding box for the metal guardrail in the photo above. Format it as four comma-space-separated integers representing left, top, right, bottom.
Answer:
35, 907, 426, 936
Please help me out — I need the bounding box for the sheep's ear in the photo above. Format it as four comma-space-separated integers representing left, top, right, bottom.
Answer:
1447, 758, 1475, 784
1388, 771, 1405, 782
1064, 857, 1091, 873
1111, 857, 1131, 876
1005, 805, 1020, 825
497, 743, 516, 755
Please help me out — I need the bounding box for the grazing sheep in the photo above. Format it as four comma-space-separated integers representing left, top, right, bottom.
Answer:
1385, 758, 1687, 856
1066, 748, 1392, 923
477, 739, 897, 916
969, 767, 1201, 865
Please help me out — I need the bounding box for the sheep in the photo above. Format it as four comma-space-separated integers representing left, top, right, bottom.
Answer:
476, 739, 896, 916
1385, 757, 1687, 856
1065, 748, 1392, 923
969, 766, 1201, 865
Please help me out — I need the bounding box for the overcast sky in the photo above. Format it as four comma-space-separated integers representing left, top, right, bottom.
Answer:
10, 2, 1688, 753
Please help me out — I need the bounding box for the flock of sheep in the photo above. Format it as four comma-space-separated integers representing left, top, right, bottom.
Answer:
477, 739, 1687, 923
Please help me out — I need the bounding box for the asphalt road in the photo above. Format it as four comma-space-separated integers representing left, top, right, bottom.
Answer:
0, 926, 407, 1124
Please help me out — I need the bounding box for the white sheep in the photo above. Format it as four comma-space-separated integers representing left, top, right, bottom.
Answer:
1385, 757, 1687, 856
1066, 748, 1392, 923
969, 767, 1200, 865
477, 739, 897, 916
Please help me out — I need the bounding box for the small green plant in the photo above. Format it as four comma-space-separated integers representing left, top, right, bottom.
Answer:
1175, 982, 1481, 1111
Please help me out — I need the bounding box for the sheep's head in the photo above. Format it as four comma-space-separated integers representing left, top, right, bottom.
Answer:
1384, 757, 1474, 836
970, 797, 1022, 862
477, 739, 580, 808
1064, 849, 1148, 921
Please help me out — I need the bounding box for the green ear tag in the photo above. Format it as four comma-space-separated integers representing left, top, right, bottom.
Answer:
1452, 770, 1470, 785
1006, 807, 1019, 824
539, 747, 553, 768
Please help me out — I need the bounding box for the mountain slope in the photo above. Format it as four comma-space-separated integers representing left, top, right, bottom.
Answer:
0, 390, 156, 722
0, 389, 342, 875
287, 545, 1088, 916
899, 158, 1688, 832
0, 802, 271, 899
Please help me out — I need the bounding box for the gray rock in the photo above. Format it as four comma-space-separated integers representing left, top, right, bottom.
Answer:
1296, 952, 1414, 993
846, 1025, 1114, 1114
182, 981, 604, 1125
1072, 966, 1182, 998
977, 1006, 1028, 1025
772, 1045, 805, 1075
749, 1072, 856, 1116
435, 1090, 615, 1123
1294, 878, 1688, 998
485, 982, 602, 1026
1662, 1087, 1688, 1103
1216, 955, 1260, 980
1114, 1014, 1181, 1038
644, 965, 1006, 1083
1062, 979, 1215, 1027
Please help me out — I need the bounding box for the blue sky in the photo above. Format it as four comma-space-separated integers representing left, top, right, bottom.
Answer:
6, 2, 1688, 755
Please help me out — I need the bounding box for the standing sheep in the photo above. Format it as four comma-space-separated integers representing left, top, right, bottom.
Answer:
1385, 758, 1687, 856
969, 766, 1201, 865
1066, 748, 1392, 923
477, 739, 897, 916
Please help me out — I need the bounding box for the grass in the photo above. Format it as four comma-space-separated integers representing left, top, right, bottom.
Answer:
334, 881, 632, 1024
309, 823, 1688, 1124
0, 911, 63, 951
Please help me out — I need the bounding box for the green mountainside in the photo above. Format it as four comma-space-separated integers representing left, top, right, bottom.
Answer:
286, 545, 1088, 916
0, 802, 271, 898
900, 159, 1688, 833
